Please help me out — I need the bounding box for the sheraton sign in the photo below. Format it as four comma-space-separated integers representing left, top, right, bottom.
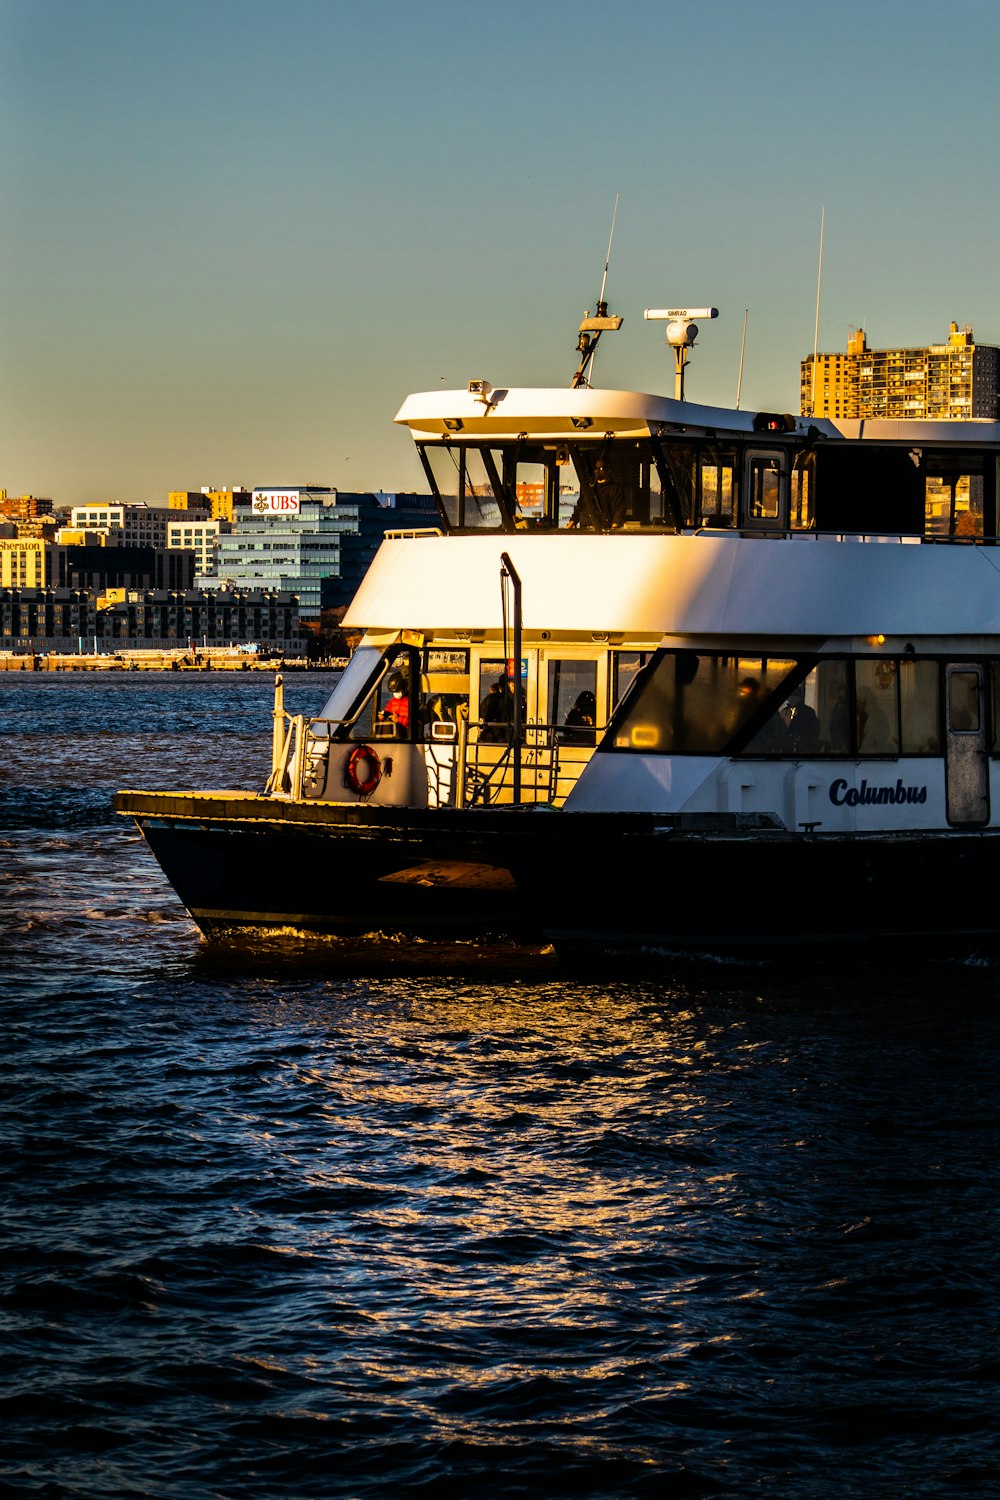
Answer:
252, 490, 301, 515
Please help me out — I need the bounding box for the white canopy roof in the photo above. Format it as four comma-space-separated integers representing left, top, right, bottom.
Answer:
344, 531, 1000, 638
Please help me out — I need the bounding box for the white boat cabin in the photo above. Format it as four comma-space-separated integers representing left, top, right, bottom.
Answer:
266, 385, 1000, 816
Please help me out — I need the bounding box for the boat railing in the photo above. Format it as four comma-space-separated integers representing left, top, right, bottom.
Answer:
458, 720, 595, 807
264, 685, 594, 808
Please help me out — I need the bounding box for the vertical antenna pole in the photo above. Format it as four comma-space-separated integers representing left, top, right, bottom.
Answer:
597, 192, 620, 310
810, 206, 825, 415
736, 308, 748, 408
588, 193, 620, 387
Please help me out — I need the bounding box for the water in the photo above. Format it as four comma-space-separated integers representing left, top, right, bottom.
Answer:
3, 674, 1000, 1498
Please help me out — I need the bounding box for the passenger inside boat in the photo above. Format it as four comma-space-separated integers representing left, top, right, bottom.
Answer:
781, 688, 821, 753
561, 690, 597, 746
608, 648, 945, 759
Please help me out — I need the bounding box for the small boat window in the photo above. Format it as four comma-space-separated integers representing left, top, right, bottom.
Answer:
477, 659, 526, 743
990, 663, 1000, 752
548, 659, 598, 745
948, 669, 981, 733
746, 453, 784, 522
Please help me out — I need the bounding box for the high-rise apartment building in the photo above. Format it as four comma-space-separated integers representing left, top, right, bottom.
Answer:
0, 493, 54, 520
70, 502, 209, 549
801, 324, 1000, 421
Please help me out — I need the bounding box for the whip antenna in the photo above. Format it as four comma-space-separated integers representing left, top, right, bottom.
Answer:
572, 194, 623, 388
598, 192, 619, 311
808, 206, 825, 415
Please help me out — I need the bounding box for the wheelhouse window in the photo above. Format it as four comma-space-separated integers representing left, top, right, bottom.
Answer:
697, 450, 736, 527
316, 645, 387, 729
418, 444, 507, 530
418, 438, 683, 532
420, 648, 470, 742
790, 455, 814, 530
924, 453, 989, 540
320, 644, 473, 744
746, 453, 783, 522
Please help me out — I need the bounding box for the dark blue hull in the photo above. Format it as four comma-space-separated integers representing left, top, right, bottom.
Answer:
116, 793, 1000, 956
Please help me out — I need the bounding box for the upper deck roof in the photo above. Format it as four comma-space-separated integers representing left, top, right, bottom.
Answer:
394, 386, 1000, 447
344, 530, 1000, 638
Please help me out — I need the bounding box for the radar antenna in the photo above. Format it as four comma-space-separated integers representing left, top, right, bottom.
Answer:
643, 305, 719, 401
572, 194, 623, 389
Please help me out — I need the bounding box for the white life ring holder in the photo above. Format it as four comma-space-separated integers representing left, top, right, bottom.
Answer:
344, 744, 382, 797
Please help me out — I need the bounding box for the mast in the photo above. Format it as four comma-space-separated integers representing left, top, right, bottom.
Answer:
572, 195, 623, 388
736, 308, 748, 409
809, 206, 825, 416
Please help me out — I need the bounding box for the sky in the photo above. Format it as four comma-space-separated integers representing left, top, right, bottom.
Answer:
2, 0, 999, 505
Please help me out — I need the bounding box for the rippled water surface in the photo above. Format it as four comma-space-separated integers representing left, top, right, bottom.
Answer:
3, 674, 1000, 1498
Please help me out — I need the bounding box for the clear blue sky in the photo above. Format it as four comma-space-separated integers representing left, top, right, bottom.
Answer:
2, 0, 998, 504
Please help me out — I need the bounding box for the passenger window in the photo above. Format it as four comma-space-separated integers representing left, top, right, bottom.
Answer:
612, 652, 650, 710
855, 660, 900, 753
900, 659, 941, 753
818, 659, 851, 754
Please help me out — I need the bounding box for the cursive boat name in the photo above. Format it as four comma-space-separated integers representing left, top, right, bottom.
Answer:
829, 777, 927, 807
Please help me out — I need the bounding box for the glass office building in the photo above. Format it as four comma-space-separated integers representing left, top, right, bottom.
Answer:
206, 489, 437, 620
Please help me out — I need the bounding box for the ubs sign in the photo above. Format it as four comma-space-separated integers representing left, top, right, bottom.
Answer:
252, 489, 300, 515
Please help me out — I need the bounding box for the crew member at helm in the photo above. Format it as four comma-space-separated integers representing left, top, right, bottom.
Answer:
380, 673, 410, 736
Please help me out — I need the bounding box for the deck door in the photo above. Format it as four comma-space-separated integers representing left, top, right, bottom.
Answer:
945, 664, 989, 827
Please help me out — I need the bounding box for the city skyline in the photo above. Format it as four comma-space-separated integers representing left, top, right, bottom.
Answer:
3, 0, 999, 504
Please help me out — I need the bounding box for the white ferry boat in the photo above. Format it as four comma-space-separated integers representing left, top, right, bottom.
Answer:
116, 306, 1000, 953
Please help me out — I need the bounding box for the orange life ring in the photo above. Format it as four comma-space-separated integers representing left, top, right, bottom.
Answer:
344, 744, 382, 796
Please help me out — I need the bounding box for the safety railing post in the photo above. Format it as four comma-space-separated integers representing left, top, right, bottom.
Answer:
271, 673, 285, 786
